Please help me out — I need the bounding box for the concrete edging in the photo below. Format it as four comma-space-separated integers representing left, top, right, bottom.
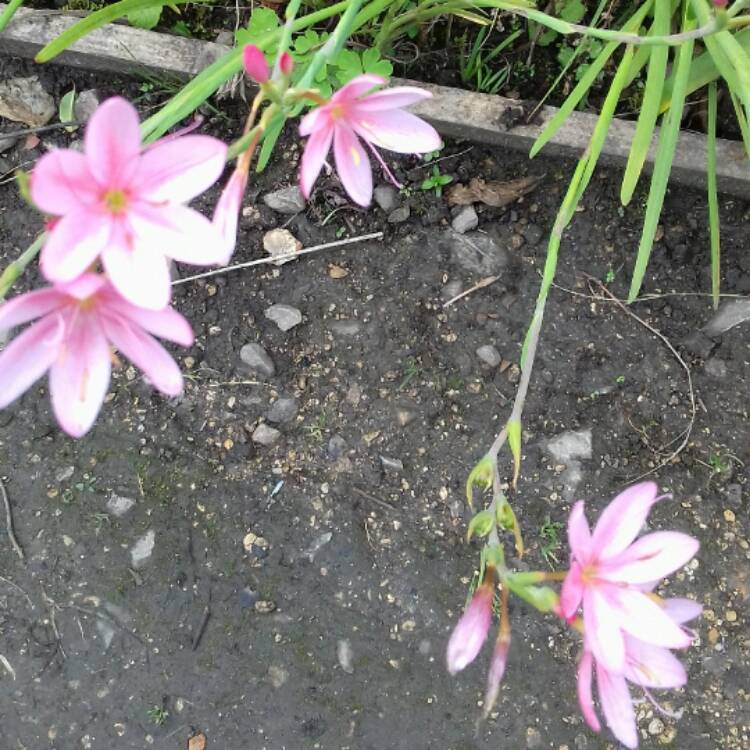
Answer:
1, 4, 748, 198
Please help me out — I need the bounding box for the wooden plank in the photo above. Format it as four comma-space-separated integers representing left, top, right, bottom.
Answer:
1, 4, 748, 197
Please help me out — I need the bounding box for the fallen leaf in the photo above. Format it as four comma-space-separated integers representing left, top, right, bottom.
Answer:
187, 731, 206, 750
446, 175, 543, 208
328, 264, 348, 279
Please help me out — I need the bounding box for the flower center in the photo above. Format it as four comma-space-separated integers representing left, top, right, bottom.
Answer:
104, 190, 128, 214
329, 104, 345, 120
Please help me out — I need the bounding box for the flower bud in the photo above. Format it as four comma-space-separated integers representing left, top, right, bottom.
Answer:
278, 51, 294, 77
242, 44, 269, 84
482, 630, 510, 717
446, 570, 495, 674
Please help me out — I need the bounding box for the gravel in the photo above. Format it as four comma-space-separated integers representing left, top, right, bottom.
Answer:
240, 343, 276, 377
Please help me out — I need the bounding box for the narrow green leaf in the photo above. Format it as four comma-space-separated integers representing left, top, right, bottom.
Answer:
707, 81, 720, 310
620, 0, 669, 205
730, 90, 750, 159
506, 418, 522, 487
627, 23, 695, 303
0, 0, 24, 35
59, 87, 76, 131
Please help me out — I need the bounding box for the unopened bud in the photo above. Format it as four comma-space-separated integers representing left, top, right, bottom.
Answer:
446, 569, 495, 674
482, 631, 510, 717
243, 44, 269, 84
278, 51, 294, 77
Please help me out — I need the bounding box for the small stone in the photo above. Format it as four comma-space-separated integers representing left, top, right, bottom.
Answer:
448, 231, 509, 275
374, 184, 399, 212
704, 358, 727, 379
327, 434, 347, 459
265, 304, 302, 332
545, 429, 593, 463
724, 509, 736, 523
522, 224, 544, 246
648, 719, 665, 736
526, 728, 542, 749
262, 185, 306, 214
703, 298, 750, 336
252, 424, 281, 446
337, 639, 354, 674
394, 403, 418, 427
254, 600, 276, 614
130, 530, 155, 568
106, 494, 136, 517
387, 205, 411, 224
0, 76, 56, 127
239, 588, 257, 608
329, 319, 362, 337
263, 228, 302, 265
725, 609, 737, 622
55, 466, 75, 482
0, 134, 18, 153
73, 89, 101, 123
451, 205, 478, 234
380, 456, 404, 473
266, 665, 288, 688
476, 344, 501, 367
239, 343, 276, 377
708, 627, 720, 644
266, 397, 298, 423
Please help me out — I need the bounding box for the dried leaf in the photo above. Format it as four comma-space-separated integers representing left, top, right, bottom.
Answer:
446, 176, 543, 208
187, 732, 206, 750
328, 264, 348, 279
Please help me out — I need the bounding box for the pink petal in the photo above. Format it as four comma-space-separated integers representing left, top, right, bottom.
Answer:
85, 97, 141, 187
300, 122, 334, 198
613, 589, 694, 650
591, 481, 661, 559
568, 501, 592, 560
596, 662, 638, 749
353, 86, 433, 111
332, 74, 386, 104
662, 598, 702, 625
102, 291, 193, 346
134, 135, 227, 203
129, 203, 226, 265
40, 211, 112, 283
58, 273, 107, 301
623, 637, 688, 688
100, 316, 184, 396
211, 169, 248, 264
577, 650, 601, 732
351, 109, 442, 154
299, 106, 330, 137
446, 585, 493, 674
242, 44, 270, 83
0, 315, 62, 408
560, 561, 584, 620
49, 314, 111, 437
0, 288, 65, 330
602, 531, 699, 584
584, 588, 625, 672
101, 243, 171, 311
333, 124, 372, 207
31, 149, 99, 214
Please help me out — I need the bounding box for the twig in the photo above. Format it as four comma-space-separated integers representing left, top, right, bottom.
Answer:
442, 275, 499, 308
172, 231, 383, 286
352, 486, 396, 512
412, 146, 473, 172
0, 575, 34, 609
1, 478, 24, 560
191, 602, 211, 651
0, 121, 81, 139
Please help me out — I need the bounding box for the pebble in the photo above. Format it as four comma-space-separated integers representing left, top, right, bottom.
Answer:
327, 434, 347, 459
380, 456, 404, 473
266, 397, 298, 423
262, 185, 306, 214
265, 304, 302, 332
522, 223, 544, 245
73, 89, 101, 123
374, 184, 399, 212
263, 228, 302, 265
106, 494, 136, 517
476, 344, 501, 367
724, 508, 736, 523
337, 639, 354, 674
725, 609, 737, 622
648, 719, 665, 736
254, 600, 276, 614
239, 343, 276, 377
704, 357, 727, 379
329, 319, 362, 337
451, 205, 478, 234
703, 298, 750, 336
387, 205, 411, 224
545, 429, 593, 462
130, 530, 155, 568
266, 665, 288, 688
55, 466, 75, 482
448, 231, 509, 275
526, 728, 542, 748
252, 423, 281, 446
239, 588, 257, 608
0, 76, 56, 127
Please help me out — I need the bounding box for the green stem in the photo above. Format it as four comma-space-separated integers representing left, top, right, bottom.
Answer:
0, 233, 45, 300
0, 0, 23, 34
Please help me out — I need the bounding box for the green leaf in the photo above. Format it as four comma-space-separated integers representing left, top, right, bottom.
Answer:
560, 0, 586, 24
505, 575, 558, 612
467, 509, 495, 541
256, 114, 286, 173
235, 6, 280, 47
361, 47, 393, 78
58, 87, 76, 131
293, 28, 322, 55
127, 4, 161, 29
332, 48, 362, 85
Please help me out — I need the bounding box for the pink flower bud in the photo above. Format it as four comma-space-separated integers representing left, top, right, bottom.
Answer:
279, 51, 294, 77
243, 44, 269, 84
482, 631, 510, 717
446, 581, 494, 674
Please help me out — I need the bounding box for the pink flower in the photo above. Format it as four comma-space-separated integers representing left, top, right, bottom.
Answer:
212, 168, 248, 264
446, 577, 494, 674
299, 74, 442, 206
482, 629, 510, 717
0, 274, 193, 437
243, 44, 269, 84
577, 598, 701, 748
560, 482, 699, 673
31, 97, 227, 310
278, 51, 294, 77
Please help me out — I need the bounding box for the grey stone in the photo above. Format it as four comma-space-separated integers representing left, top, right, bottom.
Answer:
451, 205, 478, 234
240, 343, 276, 377
0, 76, 56, 127
704, 357, 727, 379
329, 319, 362, 337
703, 298, 750, 336
522, 223, 544, 246
448, 231, 509, 275
476, 344, 501, 367
387, 205, 411, 224
337, 639, 354, 674
73, 89, 101, 124
374, 184, 399, 212
267, 665, 289, 689
0, 134, 18, 153
106, 493, 136, 517
266, 397, 298, 423
55, 466, 75, 482
95, 619, 116, 651
252, 423, 281, 446
546, 429, 592, 463
380, 456, 404, 473
327, 434, 347, 460
394, 402, 419, 427
130, 530, 155, 568
265, 304, 302, 332
262, 185, 306, 214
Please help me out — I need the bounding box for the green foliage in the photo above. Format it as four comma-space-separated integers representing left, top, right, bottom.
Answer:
539, 515, 563, 567
467, 509, 495, 541
420, 165, 453, 197
58, 87, 77, 131
459, 25, 522, 94
530, 0, 587, 47
127, 4, 162, 29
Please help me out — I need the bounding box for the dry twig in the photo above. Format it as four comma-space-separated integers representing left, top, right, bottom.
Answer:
442, 275, 500, 308
1, 478, 24, 560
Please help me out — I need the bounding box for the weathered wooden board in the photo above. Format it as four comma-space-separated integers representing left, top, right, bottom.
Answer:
1, 4, 748, 197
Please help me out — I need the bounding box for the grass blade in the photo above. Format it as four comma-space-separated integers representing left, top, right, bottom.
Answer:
707, 81, 720, 309
0, 0, 24, 34
730, 90, 750, 158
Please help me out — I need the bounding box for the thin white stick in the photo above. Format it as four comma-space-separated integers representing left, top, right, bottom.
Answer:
1, 478, 23, 560
172, 232, 384, 286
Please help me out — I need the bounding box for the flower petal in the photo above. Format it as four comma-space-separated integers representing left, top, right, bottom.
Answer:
300, 121, 333, 198
299, 106, 330, 137
40, 211, 112, 283
353, 86, 433, 111
100, 316, 184, 396
584, 588, 625, 672
211, 169, 248, 264
568, 500, 592, 560
333, 124, 372, 207
662, 598, 702, 625
242, 44, 270, 83
102, 290, 193, 346
351, 109, 442, 154
591, 481, 661, 559
614, 589, 694, 650
49, 314, 111, 437
602, 531, 699, 584
101, 243, 171, 311
624, 637, 688, 689
331, 74, 386, 104
134, 135, 227, 203
85, 97, 141, 187
31, 149, 99, 214
560, 561, 584, 620
577, 650, 601, 732
0, 288, 65, 330
0, 315, 61, 408
596, 662, 638, 749
446, 585, 493, 674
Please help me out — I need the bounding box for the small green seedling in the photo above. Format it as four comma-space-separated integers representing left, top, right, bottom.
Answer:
539, 516, 564, 568
147, 706, 169, 726
59, 87, 77, 132
420, 166, 453, 198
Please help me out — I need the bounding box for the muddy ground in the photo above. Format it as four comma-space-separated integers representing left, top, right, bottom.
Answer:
0, 56, 748, 750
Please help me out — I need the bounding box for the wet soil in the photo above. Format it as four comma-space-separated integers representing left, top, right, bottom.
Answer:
0, 56, 749, 750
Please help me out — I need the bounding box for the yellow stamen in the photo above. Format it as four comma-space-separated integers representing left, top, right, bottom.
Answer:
104, 190, 128, 214
350, 146, 360, 167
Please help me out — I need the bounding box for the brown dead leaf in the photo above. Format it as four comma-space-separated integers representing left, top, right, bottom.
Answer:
328, 264, 348, 279
187, 732, 207, 750
446, 176, 543, 208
